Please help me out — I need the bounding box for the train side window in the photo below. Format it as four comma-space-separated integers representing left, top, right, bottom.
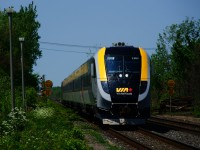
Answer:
91, 63, 96, 78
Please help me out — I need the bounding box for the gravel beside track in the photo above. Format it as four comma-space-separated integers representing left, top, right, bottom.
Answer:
148, 115, 200, 149
119, 129, 177, 150
156, 130, 200, 148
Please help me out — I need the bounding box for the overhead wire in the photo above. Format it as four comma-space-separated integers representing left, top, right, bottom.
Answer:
39, 41, 101, 49
40, 47, 95, 54
39, 41, 156, 54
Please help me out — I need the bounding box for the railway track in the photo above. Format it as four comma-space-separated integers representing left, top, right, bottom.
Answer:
108, 126, 199, 150
106, 128, 150, 150
94, 116, 200, 149
138, 127, 199, 150
51, 99, 200, 149
148, 116, 200, 136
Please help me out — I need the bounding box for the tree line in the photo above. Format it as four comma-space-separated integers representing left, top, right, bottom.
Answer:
0, 2, 41, 115
151, 17, 200, 115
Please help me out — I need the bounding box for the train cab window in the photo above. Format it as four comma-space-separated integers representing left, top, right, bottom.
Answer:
124, 56, 141, 73
105, 56, 123, 73
105, 55, 141, 74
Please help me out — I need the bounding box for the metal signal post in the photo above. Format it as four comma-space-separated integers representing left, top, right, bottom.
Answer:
19, 37, 25, 110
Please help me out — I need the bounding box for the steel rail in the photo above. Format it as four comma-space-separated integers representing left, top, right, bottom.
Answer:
107, 128, 151, 150
138, 127, 199, 150
148, 116, 200, 136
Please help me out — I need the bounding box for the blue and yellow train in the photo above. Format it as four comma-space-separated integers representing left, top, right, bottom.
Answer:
61, 43, 150, 125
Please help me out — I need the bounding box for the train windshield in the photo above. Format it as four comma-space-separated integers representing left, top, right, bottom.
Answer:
105, 56, 123, 73
124, 56, 140, 73
105, 55, 140, 74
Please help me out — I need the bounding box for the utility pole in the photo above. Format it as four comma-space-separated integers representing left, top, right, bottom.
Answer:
6, 7, 15, 110
19, 37, 25, 110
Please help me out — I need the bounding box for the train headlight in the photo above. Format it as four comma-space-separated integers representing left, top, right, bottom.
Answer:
101, 81, 110, 94
119, 74, 123, 78
125, 74, 129, 78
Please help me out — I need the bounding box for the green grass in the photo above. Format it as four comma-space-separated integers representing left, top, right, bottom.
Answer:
0, 100, 124, 150
75, 122, 123, 150
0, 100, 89, 150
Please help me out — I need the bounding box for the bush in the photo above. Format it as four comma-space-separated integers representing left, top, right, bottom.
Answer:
65, 139, 88, 150
26, 87, 38, 109
70, 127, 84, 140
0, 107, 27, 136
0, 100, 91, 149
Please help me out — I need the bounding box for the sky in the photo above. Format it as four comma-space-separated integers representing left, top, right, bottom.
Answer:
1, 0, 200, 86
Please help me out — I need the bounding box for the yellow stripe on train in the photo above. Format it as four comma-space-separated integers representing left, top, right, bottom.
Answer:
139, 47, 149, 81
97, 47, 107, 81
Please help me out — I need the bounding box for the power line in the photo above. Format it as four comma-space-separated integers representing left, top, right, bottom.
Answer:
39, 41, 101, 49
40, 47, 95, 54
39, 41, 156, 51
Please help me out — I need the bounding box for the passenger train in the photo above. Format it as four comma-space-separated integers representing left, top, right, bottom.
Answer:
61, 43, 150, 125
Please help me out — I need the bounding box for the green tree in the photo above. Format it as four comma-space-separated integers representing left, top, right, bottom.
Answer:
151, 34, 171, 105
0, 2, 41, 115
168, 18, 200, 97
152, 17, 200, 109
0, 2, 41, 87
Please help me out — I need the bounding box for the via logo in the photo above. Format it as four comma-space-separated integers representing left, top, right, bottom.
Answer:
116, 88, 133, 93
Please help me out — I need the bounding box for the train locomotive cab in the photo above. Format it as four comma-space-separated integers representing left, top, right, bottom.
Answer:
61, 43, 150, 125
94, 44, 150, 125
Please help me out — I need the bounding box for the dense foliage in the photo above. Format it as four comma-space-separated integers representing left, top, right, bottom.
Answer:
0, 101, 91, 149
50, 86, 62, 100
0, 2, 41, 115
0, 68, 11, 115
151, 18, 200, 114
0, 2, 41, 87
